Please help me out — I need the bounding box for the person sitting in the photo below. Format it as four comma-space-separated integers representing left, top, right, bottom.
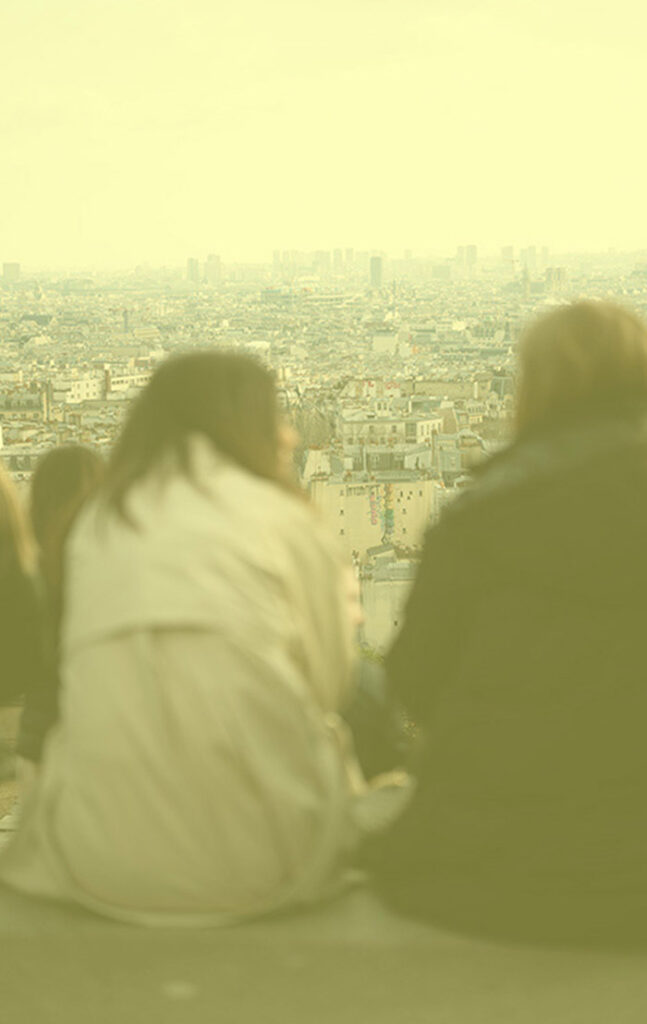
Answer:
367, 301, 647, 947
0, 352, 365, 923
17, 445, 104, 768
0, 464, 44, 781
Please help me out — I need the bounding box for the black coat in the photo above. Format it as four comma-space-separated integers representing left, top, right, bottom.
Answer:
0, 568, 44, 708
368, 411, 647, 946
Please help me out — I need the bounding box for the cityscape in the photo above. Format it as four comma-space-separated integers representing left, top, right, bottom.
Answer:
2, 244, 646, 651
6, 0, 647, 1011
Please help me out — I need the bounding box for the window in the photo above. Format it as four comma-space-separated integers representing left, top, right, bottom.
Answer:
339, 509, 344, 516
339, 528, 345, 535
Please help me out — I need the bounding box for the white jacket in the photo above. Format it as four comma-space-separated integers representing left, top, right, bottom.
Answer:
1, 439, 361, 924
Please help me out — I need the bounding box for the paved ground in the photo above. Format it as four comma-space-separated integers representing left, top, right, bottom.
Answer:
2, 884, 647, 1024
3, 705, 647, 1024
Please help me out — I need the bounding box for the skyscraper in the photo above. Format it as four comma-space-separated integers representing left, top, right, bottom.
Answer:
187, 258, 200, 284
370, 256, 383, 289
521, 247, 537, 274
205, 253, 221, 285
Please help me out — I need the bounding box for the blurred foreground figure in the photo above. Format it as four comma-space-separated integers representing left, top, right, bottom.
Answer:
0, 463, 41, 705
17, 446, 104, 766
368, 302, 647, 946
0, 353, 362, 923
0, 464, 43, 778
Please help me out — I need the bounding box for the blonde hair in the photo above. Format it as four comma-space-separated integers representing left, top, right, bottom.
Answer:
515, 301, 647, 436
0, 461, 34, 576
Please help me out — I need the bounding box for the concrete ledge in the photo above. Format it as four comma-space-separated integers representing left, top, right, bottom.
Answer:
3, 884, 647, 1024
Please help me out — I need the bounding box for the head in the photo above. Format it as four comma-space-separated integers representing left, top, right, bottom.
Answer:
515, 301, 647, 437
0, 461, 33, 579
30, 446, 104, 583
104, 351, 298, 517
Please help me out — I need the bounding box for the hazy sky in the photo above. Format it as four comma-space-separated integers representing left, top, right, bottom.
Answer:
2, 0, 646, 269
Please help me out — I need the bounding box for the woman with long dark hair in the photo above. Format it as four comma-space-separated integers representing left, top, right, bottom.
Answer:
368, 301, 647, 947
17, 445, 104, 768
0, 463, 42, 700
1, 352, 361, 923
0, 461, 41, 697
0, 464, 43, 783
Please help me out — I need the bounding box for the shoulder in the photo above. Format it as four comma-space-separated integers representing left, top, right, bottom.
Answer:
441, 415, 645, 527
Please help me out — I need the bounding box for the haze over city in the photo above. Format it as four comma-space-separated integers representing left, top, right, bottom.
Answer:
3, 0, 647, 269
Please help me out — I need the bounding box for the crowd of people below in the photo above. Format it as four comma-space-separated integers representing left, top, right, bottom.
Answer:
2, 300, 647, 946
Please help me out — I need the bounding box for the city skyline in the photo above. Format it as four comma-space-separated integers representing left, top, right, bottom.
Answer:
3, 243, 642, 279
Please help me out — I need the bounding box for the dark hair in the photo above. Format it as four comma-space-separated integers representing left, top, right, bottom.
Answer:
30, 445, 104, 612
516, 301, 647, 436
31, 445, 104, 551
103, 351, 283, 519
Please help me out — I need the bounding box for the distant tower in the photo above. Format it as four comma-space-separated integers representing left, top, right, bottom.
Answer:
186, 258, 200, 284
522, 265, 531, 301
370, 256, 383, 289
522, 246, 537, 275
205, 253, 221, 285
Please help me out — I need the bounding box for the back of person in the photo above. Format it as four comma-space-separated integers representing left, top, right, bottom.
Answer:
0, 464, 43, 710
0, 354, 360, 924
18, 445, 104, 766
368, 302, 647, 946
